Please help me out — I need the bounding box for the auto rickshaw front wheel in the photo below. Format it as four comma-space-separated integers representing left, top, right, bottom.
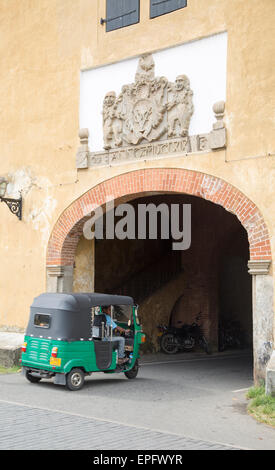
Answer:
124, 360, 139, 379
66, 368, 85, 391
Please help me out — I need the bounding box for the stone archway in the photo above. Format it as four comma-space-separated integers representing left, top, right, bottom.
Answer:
47, 169, 271, 265
46, 168, 273, 383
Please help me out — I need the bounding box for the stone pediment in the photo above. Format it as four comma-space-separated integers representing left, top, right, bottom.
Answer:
76, 53, 226, 169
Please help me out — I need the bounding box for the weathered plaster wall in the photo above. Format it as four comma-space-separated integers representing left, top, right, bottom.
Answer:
0, 0, 274, 330
253, 274, 274, 382
73, 236, 94, 293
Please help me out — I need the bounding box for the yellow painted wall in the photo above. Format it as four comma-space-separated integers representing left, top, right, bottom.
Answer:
0, 0, 275, 328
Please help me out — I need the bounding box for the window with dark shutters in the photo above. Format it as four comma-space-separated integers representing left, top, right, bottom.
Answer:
102, 0, 140, 32
150, 0, 187, 19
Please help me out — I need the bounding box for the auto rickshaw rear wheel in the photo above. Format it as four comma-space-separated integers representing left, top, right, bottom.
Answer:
25, 371, 41, 383
124, 360, 139, 379
66, 368, 85, 391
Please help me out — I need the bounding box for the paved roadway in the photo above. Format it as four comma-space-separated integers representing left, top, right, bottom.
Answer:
0, 351, 274, 450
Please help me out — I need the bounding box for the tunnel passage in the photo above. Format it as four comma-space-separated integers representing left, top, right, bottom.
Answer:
73, 193, 252, 354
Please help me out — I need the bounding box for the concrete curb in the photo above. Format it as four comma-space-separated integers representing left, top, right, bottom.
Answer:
0, 332, 24, 368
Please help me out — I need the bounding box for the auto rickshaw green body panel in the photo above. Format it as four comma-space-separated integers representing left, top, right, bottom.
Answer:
21, 293, 145, 389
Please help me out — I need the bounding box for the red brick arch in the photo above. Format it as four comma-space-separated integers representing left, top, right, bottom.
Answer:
46, 168, 272, 267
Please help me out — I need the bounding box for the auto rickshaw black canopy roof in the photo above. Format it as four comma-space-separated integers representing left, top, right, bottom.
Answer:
26, 293, 134, 341
31, 293, 134, 310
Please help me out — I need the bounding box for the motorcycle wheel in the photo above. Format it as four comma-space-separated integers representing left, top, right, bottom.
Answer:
160, 333, 179, 354
182, 336, 195, 351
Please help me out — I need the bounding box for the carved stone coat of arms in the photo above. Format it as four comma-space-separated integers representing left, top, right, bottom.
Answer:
102, 53, 194, 150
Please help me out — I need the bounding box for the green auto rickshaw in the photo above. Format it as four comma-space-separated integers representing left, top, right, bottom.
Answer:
21, 292, 146, 391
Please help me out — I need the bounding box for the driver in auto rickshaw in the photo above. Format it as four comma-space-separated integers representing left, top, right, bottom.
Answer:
101, 305, 131, 365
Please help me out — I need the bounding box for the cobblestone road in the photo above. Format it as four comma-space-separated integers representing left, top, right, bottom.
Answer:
0, 401, 239, 450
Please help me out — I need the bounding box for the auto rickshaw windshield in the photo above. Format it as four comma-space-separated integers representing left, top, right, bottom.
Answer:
113, 305, 132, 323
92, 305, 132, 323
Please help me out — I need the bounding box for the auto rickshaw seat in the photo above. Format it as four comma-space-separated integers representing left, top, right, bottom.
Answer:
92, 313, 107, 339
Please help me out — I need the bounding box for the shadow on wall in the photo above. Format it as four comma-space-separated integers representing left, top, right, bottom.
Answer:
138, 272, 187, 353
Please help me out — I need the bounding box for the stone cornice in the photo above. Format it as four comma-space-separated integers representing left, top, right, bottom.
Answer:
248, 260, 271, 275
76, 128, 226, 169
46, 266, 65, 277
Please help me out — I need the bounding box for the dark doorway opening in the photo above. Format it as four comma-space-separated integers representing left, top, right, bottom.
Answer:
84, 193, 252, 354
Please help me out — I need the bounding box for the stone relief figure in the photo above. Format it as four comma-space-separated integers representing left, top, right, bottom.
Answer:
79, 60, 226, 168
135, 53, 155, 82
102, 54, 194, 150
122, 55, 167, 145
102, 91, 123, 150
167, 75, 194, 138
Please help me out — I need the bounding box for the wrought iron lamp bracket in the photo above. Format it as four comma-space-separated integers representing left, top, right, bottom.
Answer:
0, 196, 22, 220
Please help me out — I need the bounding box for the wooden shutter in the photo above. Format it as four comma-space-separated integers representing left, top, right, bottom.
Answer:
150, 0, 187, 19
105, 0, 140, 32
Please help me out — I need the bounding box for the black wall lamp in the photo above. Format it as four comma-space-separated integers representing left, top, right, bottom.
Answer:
0, 178, 22, 220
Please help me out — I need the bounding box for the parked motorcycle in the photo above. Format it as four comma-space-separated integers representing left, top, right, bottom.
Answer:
157, 313, 211, 355
218, 319, 245, 352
